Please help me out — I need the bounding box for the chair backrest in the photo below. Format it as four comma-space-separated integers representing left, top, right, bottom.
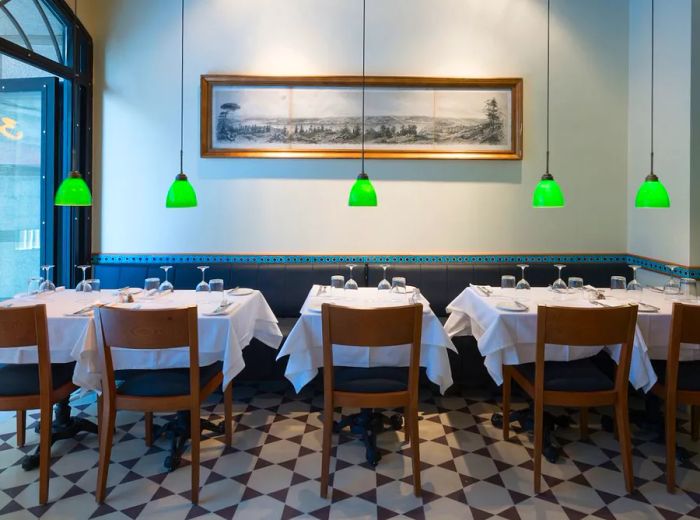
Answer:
665, 302, 700, 395
0, 305, 52, 396
95, 306, 199, 401
536, 305, 638, 393
321, 303, 423, 397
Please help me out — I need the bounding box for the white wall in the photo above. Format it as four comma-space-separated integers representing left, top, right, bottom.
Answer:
627, 0, 692, 266
83, 0, 630, 255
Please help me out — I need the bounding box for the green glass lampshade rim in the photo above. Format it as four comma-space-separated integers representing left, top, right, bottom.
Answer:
165, 173, 198, 208
54, 171, 93, 206
532, 176, 565, 208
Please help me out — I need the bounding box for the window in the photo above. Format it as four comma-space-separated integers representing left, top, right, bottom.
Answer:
0, 0, 92, 294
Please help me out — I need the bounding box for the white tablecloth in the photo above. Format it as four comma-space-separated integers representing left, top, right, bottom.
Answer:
277, 286, 457, 394
1, 289, 283, 391
442, 286, 689, 393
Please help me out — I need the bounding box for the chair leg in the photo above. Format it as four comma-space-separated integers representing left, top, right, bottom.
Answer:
38, 403, 52, 505
224, 382, 233, 447
144, 412, 153, 447
404, 406, 410, 444
666, 399, 677, 493
320, 403, 333, 499
502, 370, 511, 441
692, 405, 699, 442
533, 397, 544, 494
615, 401, 634, 494
190, 407, 200, 505
16, 410, 25, 448
95, 400, 116, 503
409, 404, 421, 497
579, 407, 589, 441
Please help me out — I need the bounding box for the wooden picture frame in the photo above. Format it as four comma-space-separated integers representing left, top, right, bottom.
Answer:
201, 75, 523, 160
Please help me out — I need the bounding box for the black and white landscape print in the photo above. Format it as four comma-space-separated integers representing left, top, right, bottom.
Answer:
210, 84, 514, 155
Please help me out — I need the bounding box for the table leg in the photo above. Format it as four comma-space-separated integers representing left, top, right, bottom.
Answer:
333, 409, 403, 466
490, 403, 571, 463
152, 412, 227, 472
21, 397, 99, 471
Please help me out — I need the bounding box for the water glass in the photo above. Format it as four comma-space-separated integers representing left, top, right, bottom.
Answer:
391, 277, 407, 294
410, 287, 422, 305
568, 277, 584, 292
210, 278, 224, 301
331, 275, 345, 296
610, 276, 627, 298
501, 275, 516, 293
86, 279, 101, 292
680, 278, 697, 301
144, 277, 160, 292
27, 277, 43, 295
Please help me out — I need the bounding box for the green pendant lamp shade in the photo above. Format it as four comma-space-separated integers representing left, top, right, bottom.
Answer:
635, 0, 670, 208
532, 0, 565, 209
166, 0, 198, 208
348, 172, 377, 207
55, 171, 92, 206
635, 172, 670, 208
532, 172, 565, 208
166, 172, 197, 208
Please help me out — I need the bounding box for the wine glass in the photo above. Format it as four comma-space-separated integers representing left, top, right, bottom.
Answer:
552, 264, 567, 291
378, 264, 391, 291
344, 264, 358, 290
516, 264, 531, 290
75, 265, 93, 292
39, 265, 56, 292
664, 265, 681, 300
159, 265, 174, 293
196, 266, 210, 292
627, 265, 643, 302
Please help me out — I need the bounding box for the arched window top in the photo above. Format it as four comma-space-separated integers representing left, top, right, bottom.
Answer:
0, 0, 68, 65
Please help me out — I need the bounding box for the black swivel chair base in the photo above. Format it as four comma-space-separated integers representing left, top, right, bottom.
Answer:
333, 409, 403, 466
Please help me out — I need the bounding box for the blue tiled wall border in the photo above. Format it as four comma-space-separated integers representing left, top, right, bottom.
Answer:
92, 253, 700, 279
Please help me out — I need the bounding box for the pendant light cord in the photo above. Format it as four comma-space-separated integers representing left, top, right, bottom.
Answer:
71, 0, 78, 172
179, 0, 185, 175
360, 0, 366, 174
650, 0, 655, 175
545, 0, 550, 175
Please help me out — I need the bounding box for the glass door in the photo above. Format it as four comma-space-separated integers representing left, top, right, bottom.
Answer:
0, 77, 57, 299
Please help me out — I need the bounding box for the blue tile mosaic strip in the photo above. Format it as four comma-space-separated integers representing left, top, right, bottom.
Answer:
91, 253, 700, 278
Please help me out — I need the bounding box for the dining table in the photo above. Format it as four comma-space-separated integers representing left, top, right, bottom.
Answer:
443, 284, 700, 462
278, 285, 458, 394
2, 287, 283, 470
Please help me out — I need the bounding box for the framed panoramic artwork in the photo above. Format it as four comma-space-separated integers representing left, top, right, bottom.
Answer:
200, 75, 523, 160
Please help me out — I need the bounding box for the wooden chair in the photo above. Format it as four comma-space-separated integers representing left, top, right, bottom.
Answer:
0, 305, 76, 504
319, 303, 423, 499
94, 306, 232, 505
650, 302, 700, 492
502, 304, 638, 494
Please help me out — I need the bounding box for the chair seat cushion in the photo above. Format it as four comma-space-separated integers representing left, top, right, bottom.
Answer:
334, 366, 408, 393
115, 362, 222, 397
651, 360, 700, 391
515, 359, 613, 392
0, 362, 75, 396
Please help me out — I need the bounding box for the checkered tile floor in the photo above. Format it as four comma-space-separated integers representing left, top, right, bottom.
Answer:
0, 382, 698, 519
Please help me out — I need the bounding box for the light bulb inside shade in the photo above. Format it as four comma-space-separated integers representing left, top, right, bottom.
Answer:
532, 173, 565, 208
55, 171, 92, 206
635, 174, 670, 208
348, 172, 377, 207
166, 172, 198, 208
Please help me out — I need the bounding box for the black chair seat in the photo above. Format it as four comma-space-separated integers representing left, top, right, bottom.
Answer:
651, 360, 700, 391
0, 362, 75, 396
115, 362, 222, 397
515, 358, 613, 392
334, 366, 408, 393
